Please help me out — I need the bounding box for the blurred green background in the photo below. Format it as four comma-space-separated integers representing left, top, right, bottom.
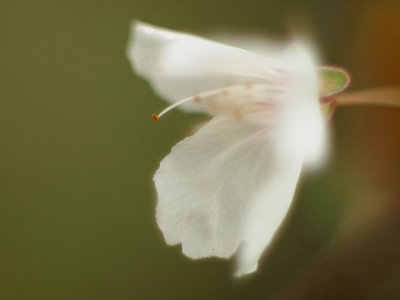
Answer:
1, 0, 400, 299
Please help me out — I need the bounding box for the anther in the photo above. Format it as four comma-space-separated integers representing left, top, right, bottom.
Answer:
151, 114, 159, 122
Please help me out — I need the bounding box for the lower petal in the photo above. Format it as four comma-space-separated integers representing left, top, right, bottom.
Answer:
154, 116, 304, 274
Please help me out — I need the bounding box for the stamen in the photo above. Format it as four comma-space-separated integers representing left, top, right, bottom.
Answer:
151, 83, 282, 121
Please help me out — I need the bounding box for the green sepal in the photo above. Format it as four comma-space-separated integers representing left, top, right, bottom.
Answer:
318, 66, 350, 97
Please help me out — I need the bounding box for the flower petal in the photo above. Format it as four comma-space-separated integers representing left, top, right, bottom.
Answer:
127, 22, 284, 112
154, 116, 304, 274
234, 155, 302, 276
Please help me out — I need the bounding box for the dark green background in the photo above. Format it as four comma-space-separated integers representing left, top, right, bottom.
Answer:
1, 0, 400, 299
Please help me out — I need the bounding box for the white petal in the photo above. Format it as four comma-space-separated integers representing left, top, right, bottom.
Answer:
282, 44, 327, 168
154, 116, 304, 274
234, 155, 302, 275
208, 31, 284, 57
127, 22, 284, 112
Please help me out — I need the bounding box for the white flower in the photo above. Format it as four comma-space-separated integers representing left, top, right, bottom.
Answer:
127, 22, 328, 276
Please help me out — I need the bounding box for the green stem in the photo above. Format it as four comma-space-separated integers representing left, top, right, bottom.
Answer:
335, 86, 400, 107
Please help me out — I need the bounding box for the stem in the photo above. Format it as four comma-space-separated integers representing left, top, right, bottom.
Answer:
334, 86, 400, 107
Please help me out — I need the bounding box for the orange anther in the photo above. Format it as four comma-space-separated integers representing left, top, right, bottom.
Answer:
151, 114, 159, 122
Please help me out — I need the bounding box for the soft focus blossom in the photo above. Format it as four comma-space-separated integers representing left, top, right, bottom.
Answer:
127, 22, 345, 276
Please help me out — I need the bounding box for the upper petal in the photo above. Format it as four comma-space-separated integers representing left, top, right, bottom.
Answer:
154, 116, 304, 274
127, 22, 284, 112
